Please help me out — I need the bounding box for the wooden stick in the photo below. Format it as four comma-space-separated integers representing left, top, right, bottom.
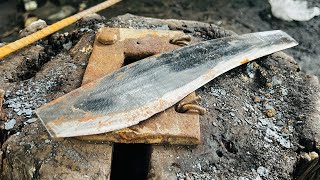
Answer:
0, 0, 122, 60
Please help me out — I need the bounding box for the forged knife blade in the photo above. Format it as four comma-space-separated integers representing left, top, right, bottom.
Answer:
36, 30, 298, 137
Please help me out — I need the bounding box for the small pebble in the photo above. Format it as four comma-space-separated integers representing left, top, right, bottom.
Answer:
26, 118, 38, 124
254, 96, 261, 103
259, 118, 269, 126
265, 108, 276, 118
254, 175, 262, 180
257, 166, 269, 177
272, 76, 282, 86
281, 88, 288, 96
5, 119, 16, 130
24, 0, 38, 11
220, 89, 226, 96
63, 41, 73, 50
246, 63, 255, 78
264, 144, 271, 148
277, 137, 291, 148
265, 82, 273, 88
155, 25, 169, 30
264, 137, 273, 143
266, 128, 279, 139
25, 109, 33, 116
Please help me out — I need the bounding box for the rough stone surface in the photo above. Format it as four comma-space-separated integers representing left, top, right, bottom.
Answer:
2, 123, 113, 180
0, 27, 114, 179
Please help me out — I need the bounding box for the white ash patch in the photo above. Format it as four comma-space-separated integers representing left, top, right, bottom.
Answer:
4, 70, 62, 125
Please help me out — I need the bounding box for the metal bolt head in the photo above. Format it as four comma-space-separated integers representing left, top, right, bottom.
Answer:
98, 30, 118, 45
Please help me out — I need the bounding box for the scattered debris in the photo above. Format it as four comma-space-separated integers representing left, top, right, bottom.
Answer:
23, 0, 38, 11
26, 118, 37, 124
269, 0, 320, 21
209, 88, 227, 97
20, 19, 47, 38
79, 45, 93, 55
257, 166, 270, 177
5, 82, 47, 118
62, 41, 73, 50
4, 119, 16, 130
265, 106, 276, 118
253, 96, 261, 103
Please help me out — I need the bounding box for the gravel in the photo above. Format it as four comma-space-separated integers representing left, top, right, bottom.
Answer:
4, 119, 16, 130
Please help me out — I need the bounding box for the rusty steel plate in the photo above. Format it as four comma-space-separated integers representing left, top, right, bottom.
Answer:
79, 28, 201, 144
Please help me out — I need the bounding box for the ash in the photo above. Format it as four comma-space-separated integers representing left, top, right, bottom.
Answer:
3, 62, 69, 128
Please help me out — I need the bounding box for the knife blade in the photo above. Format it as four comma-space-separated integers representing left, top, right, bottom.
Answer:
36, 30, 298, 138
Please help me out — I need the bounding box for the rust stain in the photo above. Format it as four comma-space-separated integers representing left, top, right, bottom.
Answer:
78, 114, 98, 122
98, 120, 113, 129
240, 57, 250, 65
50, 117, 66, 126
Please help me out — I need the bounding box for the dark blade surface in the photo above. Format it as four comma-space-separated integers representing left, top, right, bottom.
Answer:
36, 30, 298, 137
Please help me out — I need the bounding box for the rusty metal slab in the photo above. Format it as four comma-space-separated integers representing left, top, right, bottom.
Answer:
35, 30, 298, 138
79, 28, 201, 144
